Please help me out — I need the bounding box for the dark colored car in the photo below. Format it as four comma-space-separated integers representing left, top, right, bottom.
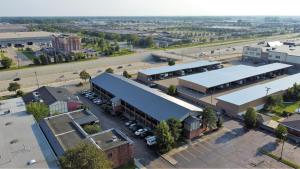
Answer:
13, 78, 21, 81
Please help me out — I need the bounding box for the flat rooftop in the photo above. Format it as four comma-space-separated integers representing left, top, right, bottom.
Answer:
42, 110, 98, 152
216, 73, 300, 106
139, 60, 220, 76
179, 63, 292, 89
0, 31, 53, 40
41, 110, 132, 156
90, 129, 132, 151
0, 98, 58, 168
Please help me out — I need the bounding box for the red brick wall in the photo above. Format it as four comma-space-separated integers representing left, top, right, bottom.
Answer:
184, 128, 206, 139
105, 143, 133, 168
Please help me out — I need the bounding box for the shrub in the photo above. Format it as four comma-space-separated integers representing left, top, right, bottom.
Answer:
83, 124, 101, 134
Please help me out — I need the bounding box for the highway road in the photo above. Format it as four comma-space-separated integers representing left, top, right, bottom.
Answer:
0, 33, 299, 95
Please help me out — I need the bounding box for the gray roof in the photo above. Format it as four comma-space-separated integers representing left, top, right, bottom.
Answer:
23, 86, 74, 105
179, 63, 292, 88
91, 73, 202, 122
217, 73, 300, 106
0, 98, 58, 168
281, 114, 300, 131
139, 60, 220, 76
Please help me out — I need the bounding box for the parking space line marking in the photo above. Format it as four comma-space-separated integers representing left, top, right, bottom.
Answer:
184, 149, 197, 158
197, 142, 212, 152
190, 145, 202, 154
55, 130, 75, 136
177, 152, 191, 162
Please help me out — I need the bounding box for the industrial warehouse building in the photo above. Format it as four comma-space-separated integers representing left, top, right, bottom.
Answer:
40, 109, 133, 168
137, 60, 221, 82
0, 31, 53, 47
178, 63, 292, 94
243, 41, 300, 66
216, 73, 300, 117
91, 73, 205, 139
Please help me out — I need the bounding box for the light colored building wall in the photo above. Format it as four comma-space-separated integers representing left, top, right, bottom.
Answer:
178, 78, 208, 93
242, 46, 262, 58
268, 51, 288, 62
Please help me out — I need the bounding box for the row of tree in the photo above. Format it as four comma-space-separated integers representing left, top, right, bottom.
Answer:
155, 107, 222, 154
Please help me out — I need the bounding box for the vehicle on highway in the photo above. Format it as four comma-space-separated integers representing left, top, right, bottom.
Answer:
13, 77, 21, 81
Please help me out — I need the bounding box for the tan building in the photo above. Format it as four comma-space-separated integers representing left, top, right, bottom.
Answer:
216, 73, 300, 117
51, 34, 81, 54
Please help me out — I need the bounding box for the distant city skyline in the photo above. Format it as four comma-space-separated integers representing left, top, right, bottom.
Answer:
1, 0, 300, 16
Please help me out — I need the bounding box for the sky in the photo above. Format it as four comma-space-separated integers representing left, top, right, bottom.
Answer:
1, 0, 300, 16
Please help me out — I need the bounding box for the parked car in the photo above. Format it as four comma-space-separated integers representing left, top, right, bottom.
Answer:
146, 136, 157, 146
135, 128, 150, 136
117, 66, 123, 69
149, 83, 157, 88
125, 120, 134, 126
132, 125, 143, 132
81, 90, 90, 95
140, 131, 153, 138
129, 123, 137, 130
13, 77, 21, 81
135, 129, 145, 136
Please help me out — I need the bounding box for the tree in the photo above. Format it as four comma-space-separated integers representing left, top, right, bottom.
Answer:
60, 143, 112, 169
33, 57, 41, 65
155, 121, 174, 154
166, 118, 182, 142
122, 70, 131, 78
7, 82, 20, 94
39, 55, 49, 65
79, 70, 90, 82
26, 102, 49, 121
275, 125, 288, 141
105, 68, 114, 73
167, 85, 177, 96
244, 107, 257, 129
16, 90, 24, 97
202, 107, 217, 130
265, 95, 283, 110
83, 124, 101, 134
216, 116, 223, 128
168, 60, 175, 66
145, 36, 154, 47
1, 56, 13, 68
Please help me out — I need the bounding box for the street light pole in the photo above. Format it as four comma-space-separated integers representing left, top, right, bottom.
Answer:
280, 133, 287, 160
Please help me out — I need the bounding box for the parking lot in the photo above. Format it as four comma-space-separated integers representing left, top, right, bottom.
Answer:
169, 119, 291, 168
78, 92, 173, 168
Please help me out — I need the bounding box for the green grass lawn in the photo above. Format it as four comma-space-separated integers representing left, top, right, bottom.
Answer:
21, 51, 36, 60
272, 102, 300, 114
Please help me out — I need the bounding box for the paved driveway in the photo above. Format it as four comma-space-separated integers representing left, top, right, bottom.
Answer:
171, 120, 291, 168
78, 95, 173, 168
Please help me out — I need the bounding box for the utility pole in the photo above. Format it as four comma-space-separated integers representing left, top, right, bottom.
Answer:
265, 87, 271, 96
34, 71, 40, 88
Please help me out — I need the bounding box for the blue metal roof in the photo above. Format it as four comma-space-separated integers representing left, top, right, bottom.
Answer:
91, 73, 202, 122
139, 60, 220, 76
217, 73, 300, 106
179, 63, 292, 88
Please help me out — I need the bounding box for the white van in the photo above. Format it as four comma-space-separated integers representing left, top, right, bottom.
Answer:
146, 136, 157, 146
